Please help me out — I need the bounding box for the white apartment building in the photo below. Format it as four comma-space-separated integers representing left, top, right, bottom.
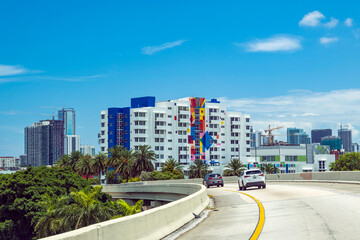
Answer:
80, 145, 96, 156
100, 97, 251, 172
64, 135, 80, 155
0, 156, 16, 168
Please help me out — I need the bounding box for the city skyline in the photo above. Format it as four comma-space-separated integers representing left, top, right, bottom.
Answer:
1, 1, 360, 156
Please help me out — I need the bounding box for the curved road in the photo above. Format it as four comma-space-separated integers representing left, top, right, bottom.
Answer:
177, 182, 360, 240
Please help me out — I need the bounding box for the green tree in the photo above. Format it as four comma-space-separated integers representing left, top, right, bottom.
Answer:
55, 154, 71, 168
0, 166, 90, 240
60, 186, 114, 230
162, 158, 184, 174
223, 158, 244, 176
188, 160, 210, 178
76, 154, 94, 181
35, 194, 71, 238
111, 199, 143, 219
0, 220, 16, 240
115, 149, 135, 181
260, 163, 279, 174
91, 153, 107, 185
105, 170, 118, 184
107, 145, 124, 168
69, 151, 84, 172
133, 145, 156, 176
330, 152, 360, 171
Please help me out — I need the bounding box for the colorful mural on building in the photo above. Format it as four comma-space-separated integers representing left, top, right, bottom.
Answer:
188, 97, 214, 163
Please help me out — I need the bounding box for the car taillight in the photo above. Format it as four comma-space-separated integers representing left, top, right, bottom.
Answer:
244, 176, 250, 178
259, 174, 264, 176
219, 176, 222, 179
209, 177, 212, 180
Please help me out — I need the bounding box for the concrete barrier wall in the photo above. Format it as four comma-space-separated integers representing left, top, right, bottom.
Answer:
42, 184, 209, 240
265, 171, 360, 182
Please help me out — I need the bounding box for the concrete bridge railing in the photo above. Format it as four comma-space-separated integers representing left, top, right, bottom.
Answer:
42, 183, 209, 240
265, 171, 360, 183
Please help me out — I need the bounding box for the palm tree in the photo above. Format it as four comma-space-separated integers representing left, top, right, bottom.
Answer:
260, 163, 279, 174
60, 186, 114, 229
69, 151, 83, 172
35, 194, 71, 238
76, 155, 94, 180
115, 149, 134, 181
133, 145, 156, 176
91, 153, 107, 185
162, 158, 183, 173
188, 160, 209, 178
55, 154, 71, 168
106, 145, 123, 168
224, 158, 245, 176
111, 199, 143, 219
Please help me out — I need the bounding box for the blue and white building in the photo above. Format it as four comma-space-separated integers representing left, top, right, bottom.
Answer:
99, 96, 251, 171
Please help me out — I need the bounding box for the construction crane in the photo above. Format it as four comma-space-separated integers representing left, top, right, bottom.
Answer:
262, 125, 283, 146
40, 113, 55, 120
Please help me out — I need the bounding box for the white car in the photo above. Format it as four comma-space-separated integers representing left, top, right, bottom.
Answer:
238, 169, 266, 190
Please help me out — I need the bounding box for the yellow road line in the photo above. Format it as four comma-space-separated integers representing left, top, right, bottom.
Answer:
220, 189, 265, 240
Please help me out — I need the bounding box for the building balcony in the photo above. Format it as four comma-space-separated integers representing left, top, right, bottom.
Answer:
179, 118, 189, 123
179, 110, 190, 115
155, 125, 167, 130
231, 128, 241, 133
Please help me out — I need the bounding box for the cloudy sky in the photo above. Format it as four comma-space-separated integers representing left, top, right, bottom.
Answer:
1, 1, 359, 156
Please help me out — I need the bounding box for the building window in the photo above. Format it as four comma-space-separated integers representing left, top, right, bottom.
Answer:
246, 118, 250, 122
101, 123, 105, 127
109, 115, 113, 118
101, 147, 105, 151
246, 125, 250, 130
285, 156, 298, 161
101, 114, 105, 119
262, 156, 275, 162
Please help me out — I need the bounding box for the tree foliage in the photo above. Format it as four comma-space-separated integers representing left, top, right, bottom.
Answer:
330, 152, 360, 171
223, 158, 245, 176
188, 160, 210, 178
260, 163, 279, 174
0, 166, 90, 240
133, 145, 156, 176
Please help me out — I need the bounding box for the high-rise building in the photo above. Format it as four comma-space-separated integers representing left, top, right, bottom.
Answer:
352, 143, 359, 152
100, 96, 251, 170
58, 108, 76, 135
311, 129, 332, 144
338, 126, 352, 152
80, 145, 96, 156
250, 127, 261, 147
64, 135, 80, 155
25, 120, 64, 166
321, 136, 342, 151
19, 154, 27, 166
287, 128, 310, 145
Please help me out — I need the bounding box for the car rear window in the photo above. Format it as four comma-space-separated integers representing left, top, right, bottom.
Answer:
246, 170, 262, 175
209, 174, 221, 177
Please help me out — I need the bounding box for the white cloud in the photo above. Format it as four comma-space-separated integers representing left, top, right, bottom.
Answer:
353, 29, 360, 39
0, 65, 28, 77
344, 18, 353, 27
324, 17, 339, 28
141, 40, 186, 55
320, 36, 338, 45
239, 35, 302, 52
299, 11, 325, 27
218, 89, 360, 141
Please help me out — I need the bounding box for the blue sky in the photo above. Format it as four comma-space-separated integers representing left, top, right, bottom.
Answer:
1, 0, 360, 156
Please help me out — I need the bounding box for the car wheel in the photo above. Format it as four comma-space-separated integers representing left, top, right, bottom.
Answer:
242, 182, 246, 191
206, 183, 210, 188
263, 184, 266, 189
258, 186, 261, 189
221, 184, 224, 187
238, 182, 242, 190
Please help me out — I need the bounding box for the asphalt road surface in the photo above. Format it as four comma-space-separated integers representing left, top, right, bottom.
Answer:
176, 182, 360, 240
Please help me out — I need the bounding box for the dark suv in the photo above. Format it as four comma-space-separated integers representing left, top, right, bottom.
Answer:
203, 173, 224, 188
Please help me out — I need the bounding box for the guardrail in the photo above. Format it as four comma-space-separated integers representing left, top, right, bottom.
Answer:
265, 171, 360, 182
42, 183, 209, 240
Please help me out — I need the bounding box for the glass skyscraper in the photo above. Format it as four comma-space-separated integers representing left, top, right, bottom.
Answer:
287, 128, 311, 145
58, 108, 76, 135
